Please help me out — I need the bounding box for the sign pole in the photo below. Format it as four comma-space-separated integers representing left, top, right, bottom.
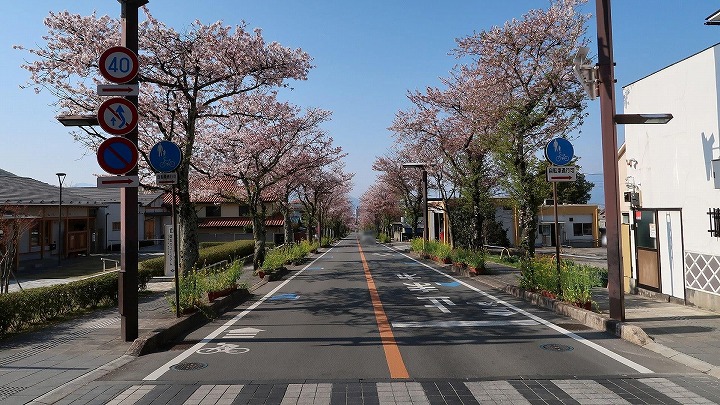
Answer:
118, 0, 145, 342
553, 182, 561, 293
172, 185, 180, 317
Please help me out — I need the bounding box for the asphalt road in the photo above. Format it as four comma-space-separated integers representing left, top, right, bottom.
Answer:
74, 233, 720, 404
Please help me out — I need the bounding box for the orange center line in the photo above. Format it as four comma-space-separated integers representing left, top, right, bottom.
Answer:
357, 239, 409, 379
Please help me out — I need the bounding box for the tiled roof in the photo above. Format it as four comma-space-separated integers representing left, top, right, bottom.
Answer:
199, 216, 284, 228
0, 175, 103, 206
67, 187, 163, 206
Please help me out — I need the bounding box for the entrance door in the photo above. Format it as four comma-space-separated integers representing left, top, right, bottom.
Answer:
635, 210, 661, 291
144, 219, 155, 241
658, 210, 684, 299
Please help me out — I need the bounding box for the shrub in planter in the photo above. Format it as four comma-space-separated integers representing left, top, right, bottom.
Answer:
465, 250, 486, 274
451, 248, 469, 267
377, 233, 391, 243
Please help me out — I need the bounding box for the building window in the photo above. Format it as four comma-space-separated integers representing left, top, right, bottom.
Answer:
206, 206, 221, 217
29, 223, 41, 247
112, 222, 121, 231
238, 205, 250, 216
573, 223, 593, 236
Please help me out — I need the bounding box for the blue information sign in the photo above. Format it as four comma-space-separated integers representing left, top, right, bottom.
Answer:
149, 141, 182, 173
545, 138, 574, 166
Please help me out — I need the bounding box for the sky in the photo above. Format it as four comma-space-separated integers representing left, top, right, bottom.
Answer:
1, 1, 719, 205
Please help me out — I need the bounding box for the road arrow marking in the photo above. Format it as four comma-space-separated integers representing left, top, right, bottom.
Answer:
225, 327, 264, 338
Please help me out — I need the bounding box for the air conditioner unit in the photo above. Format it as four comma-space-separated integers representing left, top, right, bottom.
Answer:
544, 199, 554, 206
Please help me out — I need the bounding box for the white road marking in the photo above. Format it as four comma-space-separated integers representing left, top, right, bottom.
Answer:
418, 296, 455, 313
404, 282, 438, 293
386, 245, 655, 374
143, 247, 336, 381
393, 320, 539, 328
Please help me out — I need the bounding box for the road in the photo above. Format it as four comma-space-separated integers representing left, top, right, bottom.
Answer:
61, 233, 720, 404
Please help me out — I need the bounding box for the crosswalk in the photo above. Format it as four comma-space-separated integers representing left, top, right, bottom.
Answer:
56, 376, 720, 404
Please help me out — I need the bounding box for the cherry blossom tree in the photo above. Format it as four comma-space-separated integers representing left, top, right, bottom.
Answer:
0, 207, 37, 294
358, 182, 402, 236
16, 8, 312, 274
372, 148, 423, 238
195, 94, 343, 269
297, 164, 354, 242
453, 0, 588, 258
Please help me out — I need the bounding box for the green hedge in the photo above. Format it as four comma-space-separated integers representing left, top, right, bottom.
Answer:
139, 240, 255, 272
260, 240, 319, 274
0, 268, 154, 337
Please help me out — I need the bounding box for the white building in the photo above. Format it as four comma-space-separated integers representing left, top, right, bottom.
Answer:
622, 43, 720, 311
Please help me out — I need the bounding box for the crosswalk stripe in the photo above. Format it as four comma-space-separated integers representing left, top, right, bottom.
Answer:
639, 378, 715, 404
106, 385, 155, 405
377, 382, 429, 405
281, 383, 331, 405
94, 377, 720, 405
552, 380, 631, 404
183, 384, 243, 405
465, 381, 531, 404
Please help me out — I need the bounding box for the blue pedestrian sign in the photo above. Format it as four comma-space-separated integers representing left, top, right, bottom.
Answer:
545, 138, 574, 166
149, 141, 182, 173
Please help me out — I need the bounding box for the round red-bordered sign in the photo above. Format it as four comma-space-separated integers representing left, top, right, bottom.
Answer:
97, 137, 138, 175
98, 46, 139, 84
97, 97, 138, 135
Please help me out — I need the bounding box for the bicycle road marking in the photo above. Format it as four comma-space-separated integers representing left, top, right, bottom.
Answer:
144, 247, 336, 381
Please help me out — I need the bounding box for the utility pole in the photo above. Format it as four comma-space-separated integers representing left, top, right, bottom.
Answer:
118, 0, 147, 341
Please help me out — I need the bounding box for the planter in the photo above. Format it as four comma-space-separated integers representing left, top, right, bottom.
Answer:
434, 257, 451, 264
540, 290, 557, 300
257, 271, 266, 279
573, 301, 593, 310
207, 286, 237, 302
269, 267, 289, 281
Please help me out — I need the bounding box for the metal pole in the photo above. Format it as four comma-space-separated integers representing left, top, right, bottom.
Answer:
553, 183, 561, 292
422, 168, 428, 242
58, 182, 62, 266
596, 0, 625, 320
118, 0, 145, 341
172, 185, 180, 317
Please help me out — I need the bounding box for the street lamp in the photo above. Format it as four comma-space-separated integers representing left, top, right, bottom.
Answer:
596, 0, 673, 322
56, 172, 66, 266
402, 162, 429, 242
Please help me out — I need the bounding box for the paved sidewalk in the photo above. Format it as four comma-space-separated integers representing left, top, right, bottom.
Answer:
0, 254, 269, 404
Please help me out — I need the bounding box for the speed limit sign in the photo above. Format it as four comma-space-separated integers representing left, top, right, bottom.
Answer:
98, 46, 139, 84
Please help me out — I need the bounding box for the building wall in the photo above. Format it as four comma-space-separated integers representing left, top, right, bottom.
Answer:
623, 44, 720, 309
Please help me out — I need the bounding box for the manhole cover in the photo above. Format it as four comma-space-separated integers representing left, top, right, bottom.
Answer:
540, 343, 574, 352
172, 362, 208, 371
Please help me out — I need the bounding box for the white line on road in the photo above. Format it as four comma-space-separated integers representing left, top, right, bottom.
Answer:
393, 320, 539, 328
144, 246, 336, 381
386, 245, 654, 374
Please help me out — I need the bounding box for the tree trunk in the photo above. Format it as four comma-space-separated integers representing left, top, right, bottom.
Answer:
283, 206, 293, 246
178, 198, 199, 275
252, 206, 267, 270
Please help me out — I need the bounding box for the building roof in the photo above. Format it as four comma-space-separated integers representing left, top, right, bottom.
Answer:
0, 175, 104, 207
198, 216, 284, 228
67, 187, 163, 207
624, 41, 720, 88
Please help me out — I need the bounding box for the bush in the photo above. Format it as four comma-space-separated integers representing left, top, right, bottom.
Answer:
171, 259, 246, 314
0, 270, 152, 337
320, 236, 333, 248
261, 240, 319, 273
139, 240, 255, 272
377, 233, 391, 243
199, 241, 228, 249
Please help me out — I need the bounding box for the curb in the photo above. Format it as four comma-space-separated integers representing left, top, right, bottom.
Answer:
472, 274, 720, 379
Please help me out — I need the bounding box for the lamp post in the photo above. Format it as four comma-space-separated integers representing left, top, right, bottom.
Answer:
402, 163, 429, 242
56, 172, 66, 266
596, 0, 673, 321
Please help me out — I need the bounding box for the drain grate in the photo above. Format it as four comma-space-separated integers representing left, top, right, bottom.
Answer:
540, 343, 574, 352
0, 386, 26, 399
172, 362, 208, 371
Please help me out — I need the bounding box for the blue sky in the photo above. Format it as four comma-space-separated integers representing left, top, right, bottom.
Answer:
2, 1, 719, 205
